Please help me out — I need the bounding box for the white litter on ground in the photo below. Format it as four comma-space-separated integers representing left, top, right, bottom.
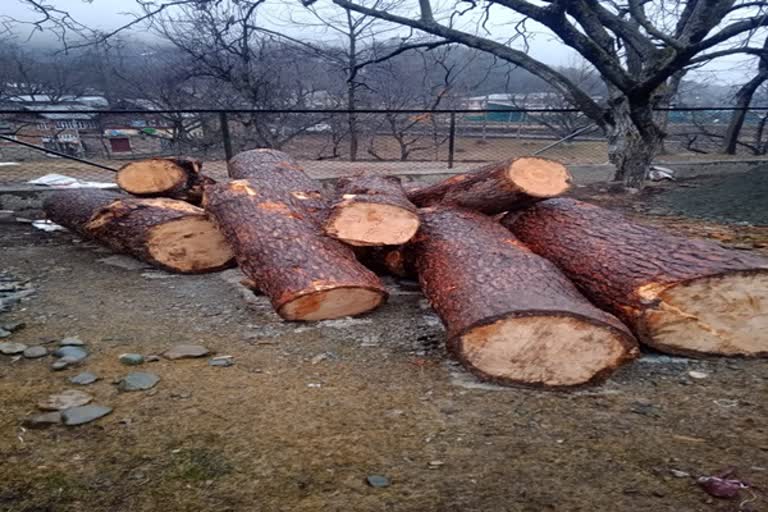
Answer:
27, 173, 115, 189
31, 220, 66, 232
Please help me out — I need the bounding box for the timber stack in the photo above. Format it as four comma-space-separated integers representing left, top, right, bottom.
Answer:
43, 150, 768, 389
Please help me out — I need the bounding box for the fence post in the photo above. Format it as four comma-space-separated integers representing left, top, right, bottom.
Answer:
219, 111, 233, 166
448, 112, 456, 169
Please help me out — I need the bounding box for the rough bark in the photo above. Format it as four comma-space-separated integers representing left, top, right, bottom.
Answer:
203, 179, 387, 321
406, 157, 571, 214
504, 198, 768, 357
116, 158, 214, 204
44, 190, 234, 274
324, 175, 420, 246
410, 207, 638, 388
227, 149, 327, 217
607, 101, 662, 188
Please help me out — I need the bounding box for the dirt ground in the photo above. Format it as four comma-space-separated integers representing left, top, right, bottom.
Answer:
1, 175, 768, 512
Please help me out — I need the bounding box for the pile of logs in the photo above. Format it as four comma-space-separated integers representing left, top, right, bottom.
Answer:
43, 150, 768, 389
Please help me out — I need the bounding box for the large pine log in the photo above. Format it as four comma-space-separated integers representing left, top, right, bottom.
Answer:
44, 189, 234, 273
407, 157, 571, 214
203, 179, 387, 321
227, 149, 326, 217
411, 207, 637, 387
324, 175, 420, 246
504, 198, 768, 357
116, 158, 214, 204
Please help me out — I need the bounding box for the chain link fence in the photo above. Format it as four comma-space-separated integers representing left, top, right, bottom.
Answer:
1, 108, 767, 185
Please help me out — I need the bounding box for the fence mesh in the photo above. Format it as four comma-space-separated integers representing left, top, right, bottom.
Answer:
1, 108, 766, 185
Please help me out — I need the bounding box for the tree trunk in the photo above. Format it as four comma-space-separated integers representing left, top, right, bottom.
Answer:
116, 158, 214, 205
504, 198, 768, 357
44, 189, 234, 274
722, 73, 768, 154
203, 179, 387, 321
607, 102, 662, 189
406, 157, 571, 214
324, 175, 420, 246
227, 148, 327, 218
410, 207, 637, 387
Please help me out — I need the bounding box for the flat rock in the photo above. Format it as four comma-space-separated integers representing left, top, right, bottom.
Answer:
51, 360, 71, 371
38, 389, 93, 411
23, 346, 48, 359
0, 328, 10, 339
163, 344, 209, 360
22, 411, 62, 429
0, 342, 27, 355
61, 405, 112, 426
366, 475, 391, 488
208, 356, 234, 367
97, 255, 150, 270
118, 372, 160, 392
69, 372, 99, 385
53, 346, 88, 362
58, 336, 85, 347
119, 353, 144, 366
2, 321, 26, 333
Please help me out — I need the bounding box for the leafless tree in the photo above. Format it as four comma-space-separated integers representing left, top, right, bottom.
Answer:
300, 0, 768, 187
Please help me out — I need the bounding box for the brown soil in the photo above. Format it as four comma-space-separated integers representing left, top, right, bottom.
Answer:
1, 199, 767, 511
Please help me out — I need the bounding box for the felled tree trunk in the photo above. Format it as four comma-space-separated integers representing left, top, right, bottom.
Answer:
44, 189, 233, 273
116, 158, 214, 204
324, 175, 420, 246
410, 207, 637, 388
406, 157, 571, 214
203, 179, 387, 321
358, 246, 417, 279
227, 149, 326, 217
504, 198, 768, 357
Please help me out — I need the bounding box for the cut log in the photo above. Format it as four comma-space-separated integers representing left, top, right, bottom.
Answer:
228, 148, 326, 218
203, 179, 387, 321
116, 158, 214, 204
44, 189, 233, 274
504, 198, 768, 357
410, 207, 638, 387
407, 157, 571, 214
358, 246, 417, 279
324, 175, 420, 246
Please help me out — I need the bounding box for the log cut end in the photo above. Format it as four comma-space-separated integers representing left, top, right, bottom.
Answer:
278, 286, 386, 321
457, 314, 636, 387
638, 271, 768, 357
325, 201, 420, 246
117, 159, 188, 195
145, 216, 234, 273
506, 157, 571, 198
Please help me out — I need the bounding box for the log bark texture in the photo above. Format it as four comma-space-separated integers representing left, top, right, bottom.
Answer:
324, 175, 420, 246
227, 149, 326, 217
410, 207, 637, 387
406, 157, 571, 214
116, 158, 214, 204
203, 179, 387, 321
44, 189, 234, 274
504, 198, 768, 357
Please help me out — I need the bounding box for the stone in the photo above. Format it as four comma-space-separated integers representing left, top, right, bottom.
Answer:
22, 411, 62, 429
38, 389, 93, 411
146, 355, 161, 362
366, 475, 391, 488
51, 360, 70, 371
52, 346, 88, 362
670, 469, 690, 478
97, 255, 149, 270
69, 372, 99, 385
118, 372, 160, 392
208, 356, 234, 367
0, 341, 27, 355
163, 344, 210, 360
61, 405, 113, 426
119, 353, 145, 366
23, 346, 48, 359
58, 336, 85, 347
0, 328, 10, 339
2, 322, 25, 333
688, 371, 708, 380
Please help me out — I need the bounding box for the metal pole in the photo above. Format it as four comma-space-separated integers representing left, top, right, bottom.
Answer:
448, 112, 456, 169
532, 124, 596, 156
0, 134, 118, 172
219, 111, 233, 164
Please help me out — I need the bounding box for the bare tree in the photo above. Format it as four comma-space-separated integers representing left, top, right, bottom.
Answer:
301, 0, 768, 187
